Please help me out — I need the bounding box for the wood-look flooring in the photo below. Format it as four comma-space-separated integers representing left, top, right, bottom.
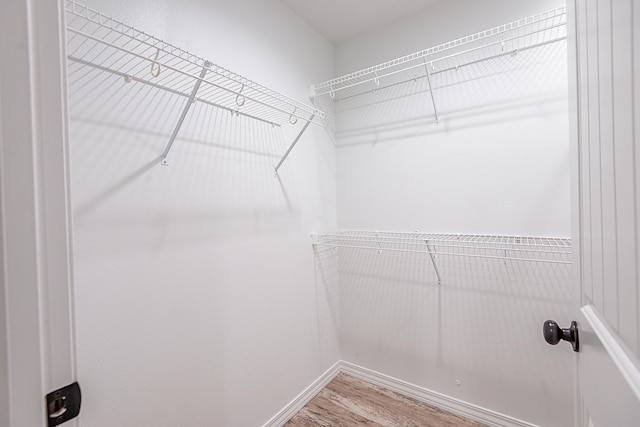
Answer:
285, 373, 486, 427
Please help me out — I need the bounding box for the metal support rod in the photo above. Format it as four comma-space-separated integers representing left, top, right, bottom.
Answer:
161, 62, 210, 165
425, 240, 442, 285
423, 59, 439, 125
274, 113, 315, 175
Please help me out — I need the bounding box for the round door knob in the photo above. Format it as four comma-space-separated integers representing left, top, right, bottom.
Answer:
543, 320, 579, 352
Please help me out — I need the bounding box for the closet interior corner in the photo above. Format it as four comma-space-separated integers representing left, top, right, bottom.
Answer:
63, 1, 576, 426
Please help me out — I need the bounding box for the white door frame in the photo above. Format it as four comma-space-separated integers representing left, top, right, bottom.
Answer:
565, 3, 583, 425
1, 0, 77, 426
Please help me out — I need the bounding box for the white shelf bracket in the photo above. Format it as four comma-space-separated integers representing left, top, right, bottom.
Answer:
274, 113, 315, 175
161, 61, 211, 166
423, 59, 439, 125
425, 240, 442, 285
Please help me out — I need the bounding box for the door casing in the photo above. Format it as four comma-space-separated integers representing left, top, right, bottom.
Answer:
0, 0, 77, 426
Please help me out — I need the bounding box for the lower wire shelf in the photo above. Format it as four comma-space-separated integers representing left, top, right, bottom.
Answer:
313, 230, 571, 264
313, 230, 571, 286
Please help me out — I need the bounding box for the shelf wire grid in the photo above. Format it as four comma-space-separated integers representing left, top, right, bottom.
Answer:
310, 7, 566, 102
317, 231, 572, 265
65, 0, 324, 127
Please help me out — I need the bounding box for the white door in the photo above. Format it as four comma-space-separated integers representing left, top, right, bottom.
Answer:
567, 0, 640, 425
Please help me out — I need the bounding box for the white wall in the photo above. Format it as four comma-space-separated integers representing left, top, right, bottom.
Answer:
69, 1, 337, 426
335, 0, 570, 236
332, 0, 574, 425
338, 248, 574, 426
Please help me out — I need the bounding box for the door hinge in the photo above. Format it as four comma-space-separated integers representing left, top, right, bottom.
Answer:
45, 382, 81, 426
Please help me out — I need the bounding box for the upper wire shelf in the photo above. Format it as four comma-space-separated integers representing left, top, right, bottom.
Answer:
65, 0, 324, 167
309, 7, 567, 106
314, 230, 572, 266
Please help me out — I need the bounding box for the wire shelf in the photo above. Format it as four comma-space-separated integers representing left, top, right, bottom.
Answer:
310, 7, 566, 104
315, 230, 572, 265
65, 1, 325, 166
66, 0, 324, 126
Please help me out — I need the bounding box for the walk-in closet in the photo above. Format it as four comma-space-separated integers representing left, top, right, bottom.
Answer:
1, 0, 639, 426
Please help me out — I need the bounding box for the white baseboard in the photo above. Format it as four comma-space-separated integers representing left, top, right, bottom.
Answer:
262, 361, 341, 427
340, 361, 536, 427
264, 360, 536, 427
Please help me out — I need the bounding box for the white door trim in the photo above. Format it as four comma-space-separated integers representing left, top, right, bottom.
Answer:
1, 0, 77, 425
581, 305, 640, 401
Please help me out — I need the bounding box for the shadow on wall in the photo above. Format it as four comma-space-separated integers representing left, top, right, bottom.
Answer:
331, 243, 573, 421
313, 244, 341, 368
321, 40, 568, 147
67, 61, 304, 244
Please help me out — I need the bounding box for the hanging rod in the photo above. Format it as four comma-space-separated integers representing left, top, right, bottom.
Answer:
310, 7, 567, 102
65, 0, 325, 167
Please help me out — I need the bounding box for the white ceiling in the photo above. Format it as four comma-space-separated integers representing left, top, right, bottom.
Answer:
281, 0, 441, 44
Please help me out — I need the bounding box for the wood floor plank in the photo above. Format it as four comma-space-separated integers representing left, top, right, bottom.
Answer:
285, 373, 487, 427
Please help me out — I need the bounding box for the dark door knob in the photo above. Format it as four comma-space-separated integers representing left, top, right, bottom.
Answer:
543, 320, 579, 352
